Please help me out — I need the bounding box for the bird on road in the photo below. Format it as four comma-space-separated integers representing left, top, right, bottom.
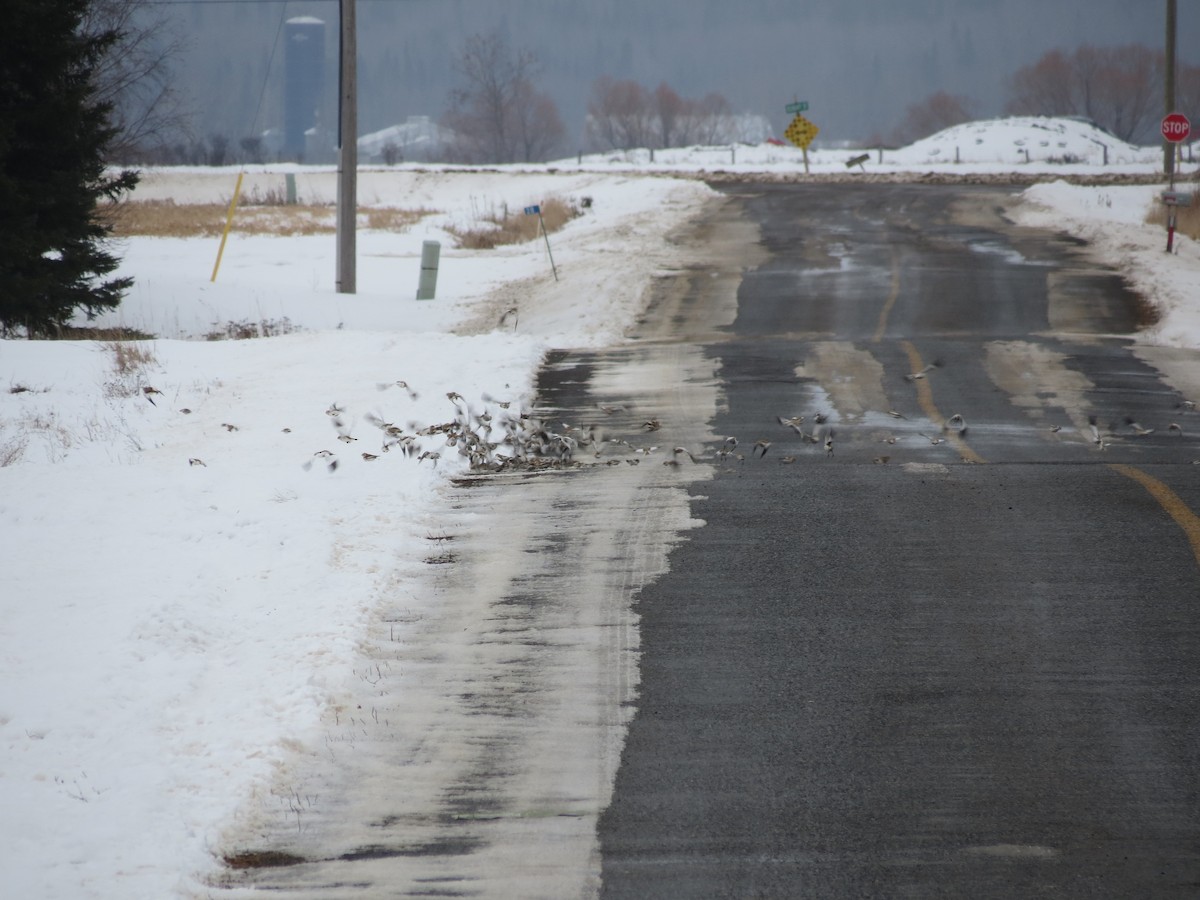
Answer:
945, 413, 967, 435
752, 439, 771, 458
904, 359, 943, 381
1124, 416, 1155, 436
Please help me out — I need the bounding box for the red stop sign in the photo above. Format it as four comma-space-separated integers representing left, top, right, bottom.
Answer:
1162, 112, 1191, 143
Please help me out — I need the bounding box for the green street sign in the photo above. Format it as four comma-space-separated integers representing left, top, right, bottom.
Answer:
785, 101, 809, 114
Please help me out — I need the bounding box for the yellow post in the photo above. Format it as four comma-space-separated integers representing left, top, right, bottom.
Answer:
210, 172, 245, 282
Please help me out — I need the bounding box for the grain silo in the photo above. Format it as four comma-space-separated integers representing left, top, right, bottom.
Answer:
284, 17, 325, 161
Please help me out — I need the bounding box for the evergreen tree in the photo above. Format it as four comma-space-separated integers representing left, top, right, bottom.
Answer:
0, 0, 139, 337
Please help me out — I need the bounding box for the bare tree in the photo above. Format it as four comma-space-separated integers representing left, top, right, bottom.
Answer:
1176, 62, 1200, 121
689, 92, 736, 146
654, 82, 687, 148
1007, 49, 1076, 118
890, 91, 974, 145
1006, 44, 1161, 143
80, 0, 189, 162
586, 77, 656, 150
442, 30, 563, 164
586, 78, 737, 150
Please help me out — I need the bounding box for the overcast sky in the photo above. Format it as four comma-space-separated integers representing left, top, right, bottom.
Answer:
165, 0, 1199, 146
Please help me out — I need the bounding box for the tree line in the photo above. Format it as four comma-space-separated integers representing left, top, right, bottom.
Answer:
885, 44, 1200, 147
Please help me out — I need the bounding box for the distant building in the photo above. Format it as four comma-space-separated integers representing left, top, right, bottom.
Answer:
284, 17, 325, 161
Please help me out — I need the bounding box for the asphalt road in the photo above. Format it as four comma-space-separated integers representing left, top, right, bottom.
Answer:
215, 183, 1200, 899
593, 183, 1200, 899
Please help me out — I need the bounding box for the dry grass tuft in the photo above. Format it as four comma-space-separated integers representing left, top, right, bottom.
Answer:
109, 199, 437, 239
447, 196, 582, 250
106, 340, 157, 376
57, 325, 157, 341
222, 850, 307, 870
204, 318, 297, 341
0, 433, 27, 467
1144, 189, 1200, 240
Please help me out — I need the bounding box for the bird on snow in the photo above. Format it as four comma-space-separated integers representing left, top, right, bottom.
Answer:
143, 386, 163, 406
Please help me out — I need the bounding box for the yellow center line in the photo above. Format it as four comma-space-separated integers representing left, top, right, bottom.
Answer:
872, 248, 900, 344
1109, 464, 1200, 566
900, 340, 987, 465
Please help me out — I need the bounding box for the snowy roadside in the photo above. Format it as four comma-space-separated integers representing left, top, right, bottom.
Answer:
1012, 181, 1200, 348
0, 171, 719, 899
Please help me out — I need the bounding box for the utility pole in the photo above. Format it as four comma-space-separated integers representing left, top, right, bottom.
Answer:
1165, 0, 1177, 180
336, 0, 357, 294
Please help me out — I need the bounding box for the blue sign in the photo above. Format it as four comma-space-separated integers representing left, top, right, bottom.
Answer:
524, 205, 541, 215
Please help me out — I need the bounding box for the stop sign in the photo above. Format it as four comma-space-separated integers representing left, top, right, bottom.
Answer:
1162, 112, 1192, 143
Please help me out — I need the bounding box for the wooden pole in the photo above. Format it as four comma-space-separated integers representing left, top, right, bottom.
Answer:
1166, 0, 1177, 181
336, 0, 357, 294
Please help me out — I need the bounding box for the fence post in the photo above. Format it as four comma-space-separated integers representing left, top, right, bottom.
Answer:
416, 240, 440, 300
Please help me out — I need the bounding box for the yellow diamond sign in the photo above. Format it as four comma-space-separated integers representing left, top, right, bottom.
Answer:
784, 114, 819, 149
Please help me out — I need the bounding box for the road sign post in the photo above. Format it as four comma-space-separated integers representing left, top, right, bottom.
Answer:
524, 205, 558, 281
784, 114, 820, 174
1161, 113, 1192, 252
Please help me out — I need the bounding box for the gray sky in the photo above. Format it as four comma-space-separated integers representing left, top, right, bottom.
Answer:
165, 0, 1199, 148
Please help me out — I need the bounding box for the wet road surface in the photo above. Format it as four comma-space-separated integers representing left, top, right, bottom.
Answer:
213, 183, 1200, 898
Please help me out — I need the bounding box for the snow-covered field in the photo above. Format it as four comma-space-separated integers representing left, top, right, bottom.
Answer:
2, 117, 1198, 898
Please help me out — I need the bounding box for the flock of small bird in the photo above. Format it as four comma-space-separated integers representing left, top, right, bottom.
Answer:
156, 358, 1197, 472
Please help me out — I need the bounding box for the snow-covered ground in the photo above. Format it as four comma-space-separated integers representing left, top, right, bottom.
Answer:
2, 117, 1198, 898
